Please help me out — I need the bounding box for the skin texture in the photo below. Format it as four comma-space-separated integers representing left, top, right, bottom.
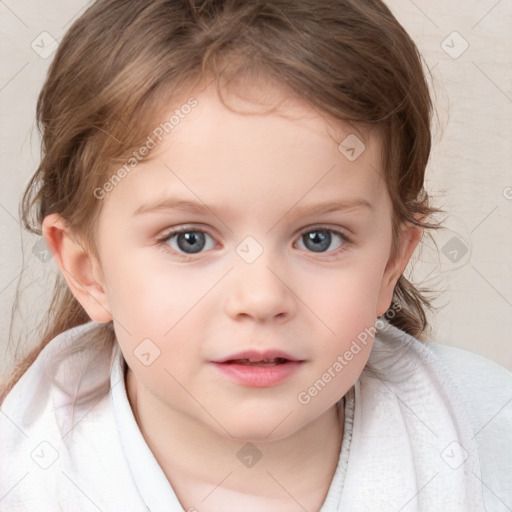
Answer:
43, 79, 423, 511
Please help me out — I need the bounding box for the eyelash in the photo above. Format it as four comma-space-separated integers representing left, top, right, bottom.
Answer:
156, 225, 352, 260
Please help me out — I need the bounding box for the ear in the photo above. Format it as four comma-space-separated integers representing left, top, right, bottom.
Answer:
42, 213, 113, 323
376, 218, 424, 317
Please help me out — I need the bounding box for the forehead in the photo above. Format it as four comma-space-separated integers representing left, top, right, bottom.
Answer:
102, 79, 390, 223
159, 77, 378, 164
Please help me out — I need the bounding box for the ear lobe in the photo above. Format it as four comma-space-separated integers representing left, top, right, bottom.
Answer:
376, 220, 423, 317
42, 213, 113, 324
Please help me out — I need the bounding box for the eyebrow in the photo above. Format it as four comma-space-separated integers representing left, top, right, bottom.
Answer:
133, 196, 374, 217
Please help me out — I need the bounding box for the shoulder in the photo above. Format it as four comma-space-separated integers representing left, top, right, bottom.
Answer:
0, 320, 113, 439
373, 322, 512, 427
1, 321, 113, 410
424, 340, 512, 422
370, 321, 512, 509
425, 341, 512, 510
0, 321, 136, 510
425, 340, 512, 381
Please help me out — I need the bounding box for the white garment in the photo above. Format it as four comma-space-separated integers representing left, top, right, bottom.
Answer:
1, 319, 511, 511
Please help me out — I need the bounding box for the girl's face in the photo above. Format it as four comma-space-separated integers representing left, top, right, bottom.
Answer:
88, 81, 416, 441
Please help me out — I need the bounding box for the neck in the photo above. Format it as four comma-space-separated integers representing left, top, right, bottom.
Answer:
126, 367, 344, 512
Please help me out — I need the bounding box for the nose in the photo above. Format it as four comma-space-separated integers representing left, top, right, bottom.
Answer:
224, 250, 297, 323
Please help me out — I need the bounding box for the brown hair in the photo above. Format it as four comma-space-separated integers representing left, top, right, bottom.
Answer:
1, 0, 444, 402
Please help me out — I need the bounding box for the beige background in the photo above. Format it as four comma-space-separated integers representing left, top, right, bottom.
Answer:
1, 0, 511, 378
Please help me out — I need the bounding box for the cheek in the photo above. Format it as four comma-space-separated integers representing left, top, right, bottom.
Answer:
102, 248, 213, 328
296, 260, 384, 377
103, 252, 215, 376
298, 258, 385, 328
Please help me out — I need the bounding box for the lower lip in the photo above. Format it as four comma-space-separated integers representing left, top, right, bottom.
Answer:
211, 361, 302, 387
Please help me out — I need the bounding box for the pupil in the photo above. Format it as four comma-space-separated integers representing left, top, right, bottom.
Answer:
177, 232, 205, 254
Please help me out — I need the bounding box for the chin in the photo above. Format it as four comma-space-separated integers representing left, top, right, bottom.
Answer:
207, 410, 304, 444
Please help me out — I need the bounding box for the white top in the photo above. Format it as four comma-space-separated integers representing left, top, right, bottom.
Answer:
1, 318, 511, 511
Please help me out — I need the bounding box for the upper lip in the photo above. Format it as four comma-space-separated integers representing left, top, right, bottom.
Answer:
211, 349, 302, 363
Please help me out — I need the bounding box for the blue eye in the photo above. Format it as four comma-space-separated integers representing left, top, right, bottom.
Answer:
160, 228, 215, 255
296, 227, 347, 254
158, 226, 350, 258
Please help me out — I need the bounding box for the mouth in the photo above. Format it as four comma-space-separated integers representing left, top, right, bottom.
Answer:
210, 350, 304, 387
212, 349, 302, 365
221, 357, 291, 367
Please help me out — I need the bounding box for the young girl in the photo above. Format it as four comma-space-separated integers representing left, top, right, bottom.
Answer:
1, 0, 511, 510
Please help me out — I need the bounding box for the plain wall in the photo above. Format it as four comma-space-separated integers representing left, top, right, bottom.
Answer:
0, 0, 511, 378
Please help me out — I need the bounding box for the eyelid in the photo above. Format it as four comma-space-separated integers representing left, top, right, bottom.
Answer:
294, 225, 352, 257
157, 225, 217, 247
159, 224, 352, 241
156, 225, 217, 261
157, 224, 352, 258
296, 224, 352, 242
159, 224, 215, 239
158, 224, 352, 244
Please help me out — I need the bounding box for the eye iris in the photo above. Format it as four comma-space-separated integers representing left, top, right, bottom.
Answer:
171, 230, 336, 255
177, 232, 205, 254
304, 230, 331, 252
